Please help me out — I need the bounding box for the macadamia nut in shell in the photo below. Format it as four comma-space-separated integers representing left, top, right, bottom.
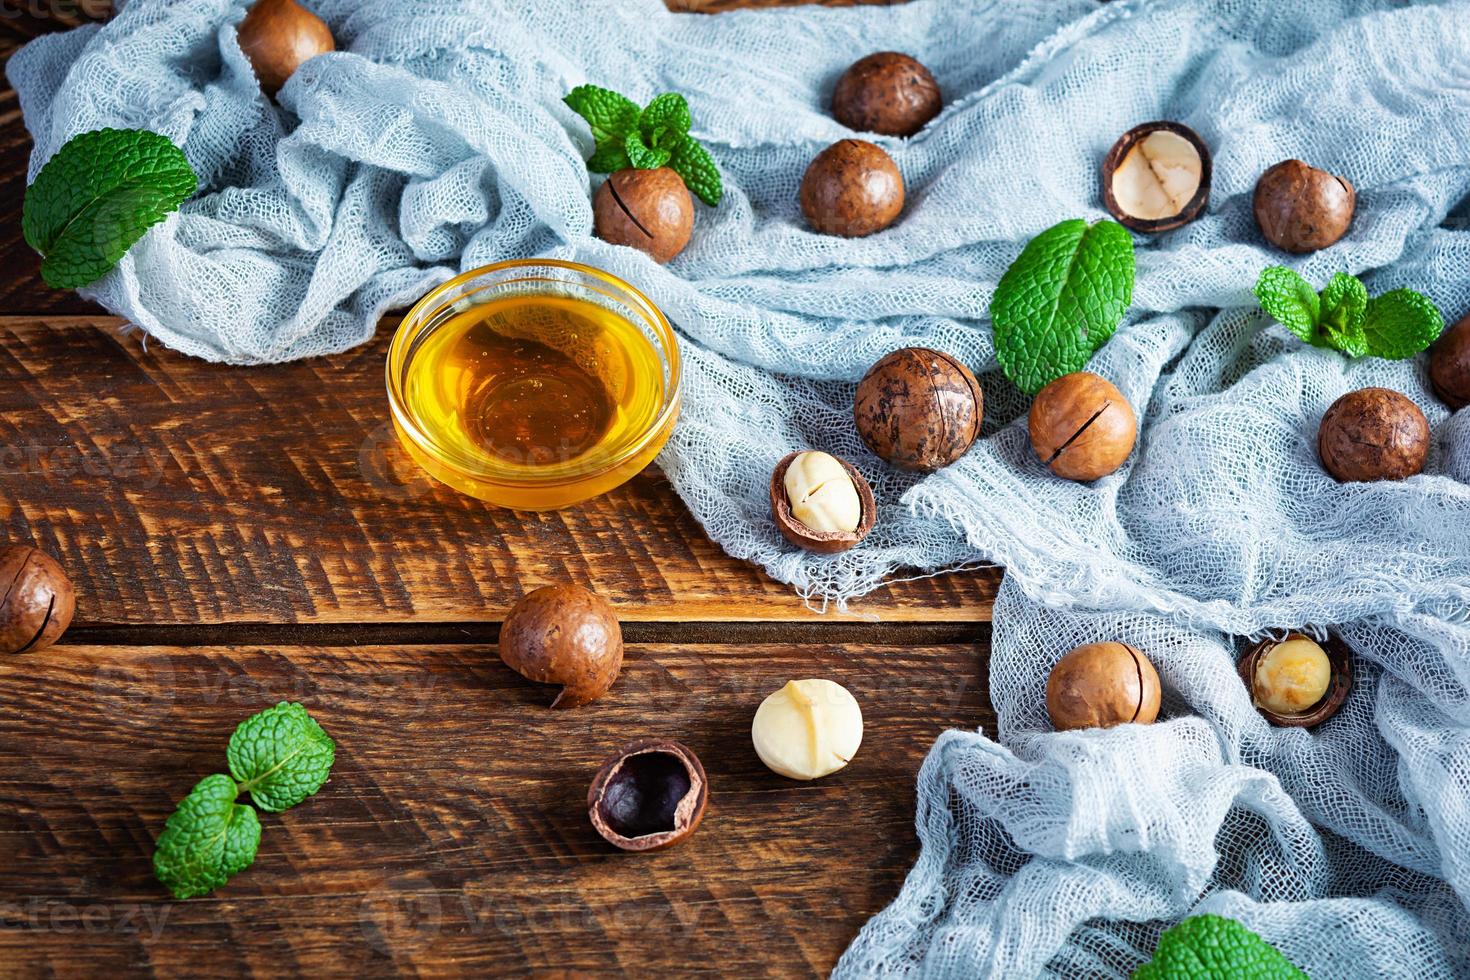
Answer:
1028, 372, 1137, 481
1046, 642, 1161, 732
1318, 388, 1429, 483
594, 167, 694, 263
831, 52, 942, 138
800, 139, 904, 238
499, 584, 623, 708
1254, 160, 1355, 253
0, 545, 75, 655
854, 347, 982, 471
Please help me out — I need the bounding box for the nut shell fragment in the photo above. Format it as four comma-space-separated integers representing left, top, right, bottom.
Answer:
853, 347, 983, 471
587, 738, 708, 852
1101, 121, 1212, 233
499, 585, 623, 708
770, 451, 876, 554
0, 545, 76, 656
1317, 387, 1429, 483
1237, 633, 1352, 728
1046, 641, 1161, 732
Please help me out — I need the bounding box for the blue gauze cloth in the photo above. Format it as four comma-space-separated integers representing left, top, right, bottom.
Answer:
12, 0, 1470, 975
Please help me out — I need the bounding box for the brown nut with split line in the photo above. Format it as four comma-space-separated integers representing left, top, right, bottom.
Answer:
1029, 372, 1138, 482
1046, 641, 1161, 732
499, 584, 623, 708
1317, 387, 1429, 483
770, 450, 876, 554
0, 545, 75, 656
854, 347, 982, 471
594, 167, 694, 264
588, 738, 708, 852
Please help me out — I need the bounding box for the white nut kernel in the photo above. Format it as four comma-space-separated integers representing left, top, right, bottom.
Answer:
752, 678, 863, 781
783, 451, 861, 534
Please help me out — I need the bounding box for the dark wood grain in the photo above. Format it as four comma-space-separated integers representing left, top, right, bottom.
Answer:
0, 315, 1000, 624
0, 638, 991, 976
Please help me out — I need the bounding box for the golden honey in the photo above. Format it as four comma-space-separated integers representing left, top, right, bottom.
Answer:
388, 261, 680, 511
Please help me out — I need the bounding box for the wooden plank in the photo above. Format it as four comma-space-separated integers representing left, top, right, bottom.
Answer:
0, 315, 999, 624
0, 639, 991, 976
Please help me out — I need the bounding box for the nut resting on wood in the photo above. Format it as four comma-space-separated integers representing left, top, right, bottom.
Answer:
1028, 372, 1138, 481
1237, 633, 1351, 728
831, 52, 942, 138
594, 167, 694, 264
751, 679, 863, 780
1046, 641, 1161, 732
1253, 159, 1355, 253
769, 451, 875, 554
1317, 387, 1429, 483
0, 545, 75, 656
498, 584, 623, 708
1101, 121, 1212, 233
587, 739, 708, 852
853, 347, 983, 471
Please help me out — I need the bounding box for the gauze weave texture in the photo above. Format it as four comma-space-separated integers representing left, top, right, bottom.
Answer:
12, 0, 1470, 975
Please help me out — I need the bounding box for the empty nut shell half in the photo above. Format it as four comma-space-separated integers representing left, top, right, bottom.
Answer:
1101, 121, 1212, 233
588, 739, 708, 852
770, 451, 876, 554
1237, 633, 1352, 728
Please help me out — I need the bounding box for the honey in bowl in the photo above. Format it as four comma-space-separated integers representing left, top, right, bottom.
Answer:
388, 261, 681, 511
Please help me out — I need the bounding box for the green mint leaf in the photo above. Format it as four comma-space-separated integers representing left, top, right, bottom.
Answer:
1253, 266, 1322, 346
153, 774, 261, 900
586, 141, 630, 174
227, 702, 335, 813
989, 219, 1135, 395
668, 135, 723, 207
639, 93, 691, 147
1318, 272, 1368, 357
22, 128, 197, 290
624, 131, 672, 170
1133, 914, 1306, 980
1361, 288, 1445, 360
563, 85, 640, 144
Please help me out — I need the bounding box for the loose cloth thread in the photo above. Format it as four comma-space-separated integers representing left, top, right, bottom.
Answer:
11, 0, 1470, 975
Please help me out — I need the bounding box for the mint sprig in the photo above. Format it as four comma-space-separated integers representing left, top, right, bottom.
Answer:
23, 128, 197, 290
564, 85, 723, 206
153, 703, 335, 900
1254, 267, 1444, 360
989, 219, 1136, 395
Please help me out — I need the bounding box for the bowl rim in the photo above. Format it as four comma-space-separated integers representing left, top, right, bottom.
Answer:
385, 258, 682, 489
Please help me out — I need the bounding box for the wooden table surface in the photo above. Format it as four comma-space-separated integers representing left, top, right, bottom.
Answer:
0, 3, 998, 977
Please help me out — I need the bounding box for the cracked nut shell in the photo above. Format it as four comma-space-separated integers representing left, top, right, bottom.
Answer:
1046, 641, 1161, 732
594, 167, 694, 264
1101, 121, 1211, 233
1318, 387, 1429, 483
1028, 372, 1137, 481
499, 584, 623, 708
854, 347, 982, 471
831, 52, 942, 138
588, 738, 708, 852
1429, 311, 1470, 410
1237, 633, 1352, 728
800, 139, 904, 238
0, 545, 75, 656
1253, 159, 1355, 253
770, 451, 876, 554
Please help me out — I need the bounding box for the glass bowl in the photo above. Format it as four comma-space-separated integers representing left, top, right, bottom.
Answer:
386, 259, 681, 511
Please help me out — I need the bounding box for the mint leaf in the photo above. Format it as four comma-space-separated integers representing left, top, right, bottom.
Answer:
23, 128, 196, 290
639, 93, 691, 148
624, 131, 671, 170
153, 774, 261, 900
1134, 915, 1305, 980
1318, 272, 1368, 357
1253, 266, 1322, 346
564, 85, 639, 144
586, 141, 630, 174
668, 135, 723, 206
989, 219, 1135, 395
227, 702, 335, 813
1362, 288, 1444, 360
